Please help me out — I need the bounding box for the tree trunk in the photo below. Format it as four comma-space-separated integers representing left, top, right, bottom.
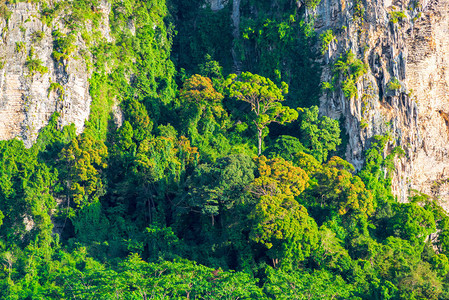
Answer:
258, 128, 263, 155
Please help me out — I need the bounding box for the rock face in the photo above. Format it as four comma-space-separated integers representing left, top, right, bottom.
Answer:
315, 0, 449, 205
0, 2, 110, 147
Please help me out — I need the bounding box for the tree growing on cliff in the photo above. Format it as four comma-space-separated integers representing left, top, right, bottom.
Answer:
226, 72, 298, 155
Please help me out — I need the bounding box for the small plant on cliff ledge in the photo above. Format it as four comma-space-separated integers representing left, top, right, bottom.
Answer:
322, 81, 334, 92
353, 0, 365, 24
320, 30, 336, 55
333, 50, 367, 99
48, 81, 64, 101
0, 2, 11, 21
15, 41, 26, 54
26, 47, 48, 77
341, 77, 358, 98
387, 77, 401, 91
52, 30, 77, 62
31, 30, 45, 43
304, 0, 322, 10
360, 117, 369, 129
389, 10, 407, 23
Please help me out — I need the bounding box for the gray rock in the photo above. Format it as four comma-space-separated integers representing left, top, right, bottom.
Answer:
0, 1, 112, 147
315, 0, 449, 206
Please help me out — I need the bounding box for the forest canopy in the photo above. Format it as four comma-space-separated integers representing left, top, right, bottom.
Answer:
0, 0, 448, 299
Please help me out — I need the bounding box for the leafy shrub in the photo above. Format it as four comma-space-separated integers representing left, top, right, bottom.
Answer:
31, 30, 45, 43
390, 10, 407, 23
360, 118, 369, 129
48, 81, 64, 99
353, 0, 365, 23
304, 0, 322, 9
26, 47, 48, 76
320, 29, 336, 54
0, 2, 11, 21
333, 50, 367, 99
52, 30, 76, 61
15, 41, 26, 53
322, 81, 334, 92
388, 77, 401, 90
342, 77, 357, 98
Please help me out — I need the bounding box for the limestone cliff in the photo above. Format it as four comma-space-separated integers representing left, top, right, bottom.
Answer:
315, 0, 449, 205
0, 1, 111, 147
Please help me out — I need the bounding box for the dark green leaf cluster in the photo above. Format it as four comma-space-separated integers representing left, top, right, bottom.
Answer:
333, 50, 368, 99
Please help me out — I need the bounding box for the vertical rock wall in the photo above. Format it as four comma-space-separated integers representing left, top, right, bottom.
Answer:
0, 2, 111, 147
315, 0, 449, 206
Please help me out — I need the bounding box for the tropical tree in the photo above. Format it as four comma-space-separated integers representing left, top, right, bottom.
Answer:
182, 154, 255, 226
58, 134, 108, 210
249, 156, 317, 267
179, 74, 231, 161
298, 105, 341, 162
226, 72, 298, 155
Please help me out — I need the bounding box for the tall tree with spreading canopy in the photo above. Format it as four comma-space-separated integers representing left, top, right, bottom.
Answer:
249, 156, 318, 267
226, 72, 298, 155
179, 74, 231, 161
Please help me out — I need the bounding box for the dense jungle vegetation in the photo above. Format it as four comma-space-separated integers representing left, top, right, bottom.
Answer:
1, 0, 449, 299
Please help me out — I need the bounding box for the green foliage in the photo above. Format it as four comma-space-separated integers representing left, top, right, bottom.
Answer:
1, 1, 449, 298
319, 29, 336, 54
71, 200, 110, 257
0, 140, 56, 248
304, 0, 322, 9
390, 10, 407, 23
171, 1, 234, 75
250, 156, 317, 267
31, 30, 45, 43
388, 77, 402, 90
342, 77, 358, 99
240, 11, 321, 108
199, 54, 224, 81
58, 133, 108, 210
132, 127, 198, 186
179, 75, 232, 161
333, 50, 367, 99
388, 202, 436, 244
0, 2, 11, 21
226, 72, 298, 155
15, 41, 25, 54
48, 81, 64, 98
250, 193, 318, 267
298, 106, 341, 162
312, 225, 353, 272
264, 135, 306, 162
34, 112, 76, 155
52, 30, 76, 61
321, 81, 334, 92
58, 254, 265, 299
358, 135, 401, 207
183, 154, 255, 220
26, 47, 48, 76
264, 267, 354, 299
303, 156, 375, 220
353, 0, 365, 24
